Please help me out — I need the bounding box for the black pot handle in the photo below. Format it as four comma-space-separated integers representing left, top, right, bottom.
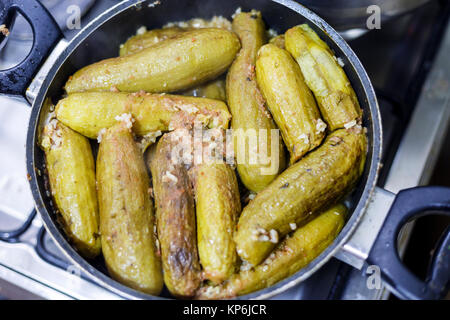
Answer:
368, 186, 450, 299
0, 0, 61, 96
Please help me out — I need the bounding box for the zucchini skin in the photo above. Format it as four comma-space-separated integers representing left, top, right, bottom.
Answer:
120, 27, 227, 102
227, 11, 286, 192
119, 27, 227, 102
269, 34, 285, 49
97, 123, 163, 295
197, 204, 347, 299
55, 92, 231, 139
234, 129, 367, 266
65, 28, 241, 94
256, 43, 326, 164
194, 162, 241, 284
119, 27, 185, 56
40, 120, 100, 258
150, 132, 202, 297
181, 78, 227, 102
285, 24, 362, 131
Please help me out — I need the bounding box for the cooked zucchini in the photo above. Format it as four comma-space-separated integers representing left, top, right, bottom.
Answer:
197, 204, 347, 298
194, 162, 241, 284
234, 129, 367, 266
119, 27, 185, 56
256, 43, 326, 164
269, 34, 285, 49
150, 132, 202, 297
55, 92, 231, 139
40, 120, 100, 258
96, 123, 163, 295
120, 26, 227, 102
227, 11, 286, 192
65, 28, 241, 93
285, 24, 362, 131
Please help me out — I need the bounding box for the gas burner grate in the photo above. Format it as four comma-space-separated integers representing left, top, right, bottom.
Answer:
35, 227, 72, 271
35, 227, 105, 284
0, 209, 36, 243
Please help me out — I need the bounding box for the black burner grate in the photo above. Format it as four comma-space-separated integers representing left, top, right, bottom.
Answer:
0, 209, 36, 243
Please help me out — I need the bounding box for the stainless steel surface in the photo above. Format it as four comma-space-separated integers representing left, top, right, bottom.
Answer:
0, 217, 121, 300
340, 18, 450, 300
0, 98, 34, 222
383, 30, 450, 193
335, 187, 395, 270
0, 98, 121, 300
0, 269, 49, 299
324, 16, 450, 273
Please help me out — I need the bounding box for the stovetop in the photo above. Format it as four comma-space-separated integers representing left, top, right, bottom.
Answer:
0, 0, 449, 300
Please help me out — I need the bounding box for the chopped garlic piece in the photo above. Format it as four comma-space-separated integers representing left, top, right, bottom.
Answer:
97, 128, 107, 143
267, 28, 278, 39
177, 104, 199, 114
269, 229, 278, 243
344, 120, 357, 129
289, 223, 297, 231
254, 227, 278, 243
0, 24, 10, 36
136, 26, 147, 35
142, 130, 162, 144
45, 119, 63, 149
164, 16, 231, 31
148, 0, 160, 8
232, 7, 242, 19
200, 285, 223, 298
240, 260, 253, 272
330, 136, 343, 145
162, 171, 178, 184
138, 130, 162, 152
316, 118, 327, 134
115, 113, 135, 129
211, 116, 221, 128
299, 134, 309, 145
256, 227, 266, 234
195, 113, 212, 125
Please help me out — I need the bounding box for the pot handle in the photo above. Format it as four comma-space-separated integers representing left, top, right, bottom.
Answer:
0, 0, 61, 96
367, 186, 450, 300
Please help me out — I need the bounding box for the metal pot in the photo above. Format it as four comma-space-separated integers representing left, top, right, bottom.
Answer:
0, 0, 448, 300
298, 0, 433, 30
